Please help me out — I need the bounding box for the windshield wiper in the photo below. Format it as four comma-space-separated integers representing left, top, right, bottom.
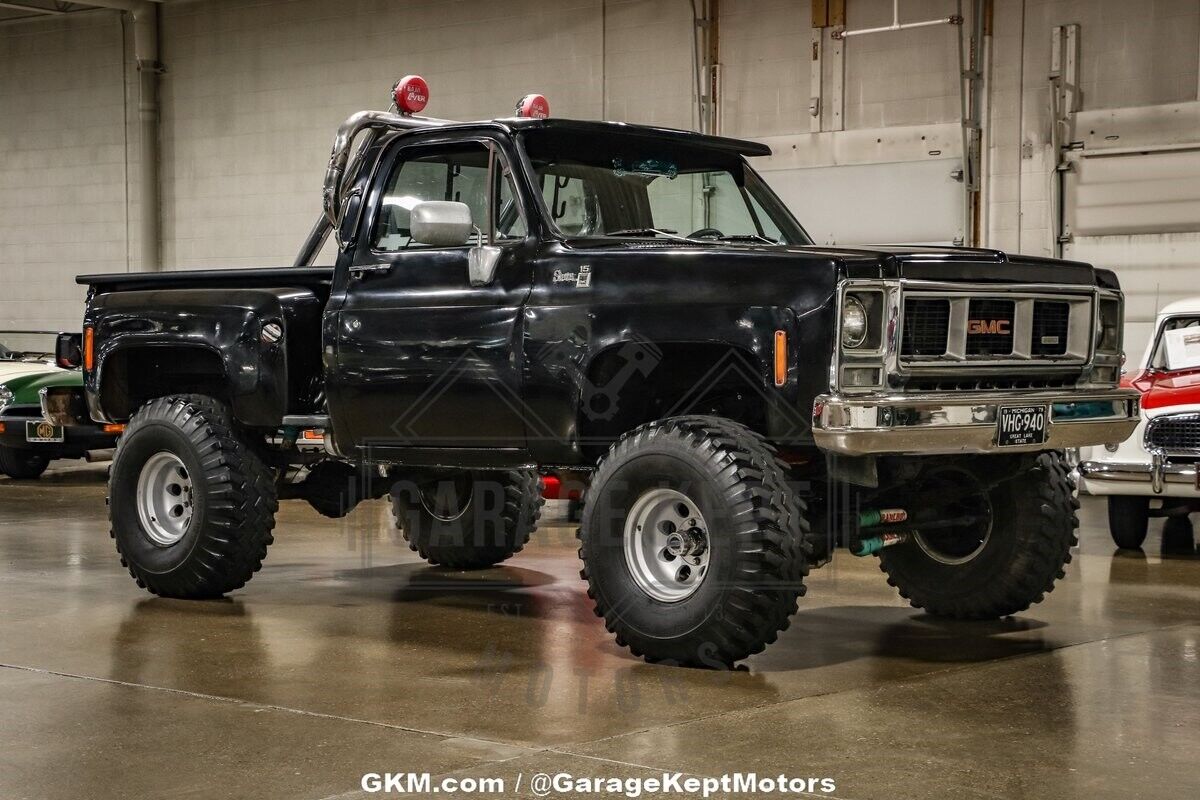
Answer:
605, 227, 694, 242
717, 234, 778, 244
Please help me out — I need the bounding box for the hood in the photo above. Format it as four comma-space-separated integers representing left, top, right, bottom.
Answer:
561, 239, 1101, 286
0, 365, 80, 407
1129, 368, 1200, 412
0, 360, 62, 385
823, 245, 1099, 285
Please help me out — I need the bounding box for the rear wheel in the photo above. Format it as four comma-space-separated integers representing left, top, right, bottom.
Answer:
109, 395, 277, 598
390, 470, 543, 568
879, 452, 1078, 619
578, 416, 810, 667
0, 447, 50, 480
1107, 496, 1150, 549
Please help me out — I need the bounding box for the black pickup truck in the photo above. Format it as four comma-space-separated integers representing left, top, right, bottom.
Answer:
65, 79, 1138, 666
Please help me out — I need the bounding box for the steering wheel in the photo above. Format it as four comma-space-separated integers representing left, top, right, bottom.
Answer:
688, 227, 725, 239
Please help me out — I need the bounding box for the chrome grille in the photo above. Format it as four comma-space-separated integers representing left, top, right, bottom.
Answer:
899, 290, 1092, 367
1031, 300, 1070, 356
1145, 413, 1200, 455
905, 375, 1078, 392
965, 299, 1015, 356
900, 299, 950, 357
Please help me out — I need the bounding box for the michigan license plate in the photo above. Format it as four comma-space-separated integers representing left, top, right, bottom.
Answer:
997, 405, 1047, 447
26, 421, 63, 443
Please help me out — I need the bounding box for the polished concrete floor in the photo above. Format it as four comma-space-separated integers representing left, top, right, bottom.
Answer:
2, 464, 1198, 800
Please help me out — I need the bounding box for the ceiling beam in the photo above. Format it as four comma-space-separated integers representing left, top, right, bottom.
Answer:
0, 1, 66, 14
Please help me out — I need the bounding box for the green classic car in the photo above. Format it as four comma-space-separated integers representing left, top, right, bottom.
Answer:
0, 342, 119, 479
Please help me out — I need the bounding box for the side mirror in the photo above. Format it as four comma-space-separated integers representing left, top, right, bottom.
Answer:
410, 201, 473, 247
55, 332, 82, 369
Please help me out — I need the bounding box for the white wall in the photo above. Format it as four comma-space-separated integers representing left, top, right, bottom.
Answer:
1, 0, 1199, 338
159, 0, 610, 269
0, 12, 126, 347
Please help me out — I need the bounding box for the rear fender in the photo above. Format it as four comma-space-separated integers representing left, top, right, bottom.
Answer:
85, 288, 316, 425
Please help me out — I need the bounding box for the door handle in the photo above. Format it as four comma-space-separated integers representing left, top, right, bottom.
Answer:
349, 263, 391, 278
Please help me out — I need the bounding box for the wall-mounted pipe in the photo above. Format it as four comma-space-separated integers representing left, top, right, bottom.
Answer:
75, 0, 162, 271
834, 0, 961, 39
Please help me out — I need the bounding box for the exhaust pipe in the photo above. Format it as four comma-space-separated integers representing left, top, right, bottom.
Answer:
84, 449, 115, 464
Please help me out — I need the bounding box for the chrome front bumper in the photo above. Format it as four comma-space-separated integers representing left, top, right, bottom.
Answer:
813, 388, 1139, 456
1079, 452, 1198, 495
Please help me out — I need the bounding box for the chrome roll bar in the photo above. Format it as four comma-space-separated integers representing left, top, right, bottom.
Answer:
294, 108, 452, 267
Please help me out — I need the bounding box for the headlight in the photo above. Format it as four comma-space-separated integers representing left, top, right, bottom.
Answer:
841, 296, 868, 348
1096, 297, 1121, 353
0, 385, 12, 409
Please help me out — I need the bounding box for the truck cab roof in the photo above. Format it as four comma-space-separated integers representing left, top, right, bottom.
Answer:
409, 116, 773, 158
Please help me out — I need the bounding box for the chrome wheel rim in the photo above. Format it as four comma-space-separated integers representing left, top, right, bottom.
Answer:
136, 451, 194, 546
623, 488, 710, 602
418, 474, 473, 523
913, 468, 993, 565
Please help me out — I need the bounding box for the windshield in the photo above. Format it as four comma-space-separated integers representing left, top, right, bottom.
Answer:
518, 129, 809, 244
1150, 315, 1200, 372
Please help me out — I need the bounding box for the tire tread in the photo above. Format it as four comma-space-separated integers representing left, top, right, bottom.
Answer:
110, 394, 277, 598
578, 415, 810, 667
879, 451, 1079, 619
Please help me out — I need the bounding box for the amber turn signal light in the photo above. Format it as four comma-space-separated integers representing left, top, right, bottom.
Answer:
774, 330, 787, 387
83, 327, 95, 371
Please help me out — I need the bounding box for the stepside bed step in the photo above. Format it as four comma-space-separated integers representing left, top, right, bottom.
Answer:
282, 415, 330, 428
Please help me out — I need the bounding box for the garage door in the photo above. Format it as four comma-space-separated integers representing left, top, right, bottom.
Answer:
762, 158, 964, 247
1063, 146, 1200, 361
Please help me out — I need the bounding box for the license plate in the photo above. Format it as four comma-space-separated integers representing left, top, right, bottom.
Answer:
26, 421, 64, 443
997, 405, 1047, 447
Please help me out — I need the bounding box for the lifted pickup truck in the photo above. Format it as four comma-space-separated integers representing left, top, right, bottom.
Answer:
66, 78, 1139, 666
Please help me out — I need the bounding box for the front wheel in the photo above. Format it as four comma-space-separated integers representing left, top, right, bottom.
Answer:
1107, 496, 1149, 549
109, 395, 277, 598
578, 416, 811, 668
879, 451, 1079, 619
0, 447, 50, 480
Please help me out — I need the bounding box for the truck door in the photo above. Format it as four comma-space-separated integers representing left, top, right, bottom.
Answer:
325, 136, 535, 460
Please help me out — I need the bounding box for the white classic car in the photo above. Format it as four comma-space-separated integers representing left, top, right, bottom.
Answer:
1079, 298, 1200, 548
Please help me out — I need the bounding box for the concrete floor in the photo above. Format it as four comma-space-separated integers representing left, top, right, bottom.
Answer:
2, 464, 1199, 800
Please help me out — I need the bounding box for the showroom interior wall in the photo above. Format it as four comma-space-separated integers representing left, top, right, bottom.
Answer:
0, 12, 128, 344
0, 0, 1198, 349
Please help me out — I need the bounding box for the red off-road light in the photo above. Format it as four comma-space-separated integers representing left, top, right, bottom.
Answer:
515, 93, 550, 119
393, 75, 429, 114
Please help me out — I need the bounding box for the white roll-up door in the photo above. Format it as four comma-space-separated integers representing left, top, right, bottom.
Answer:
762, 158, 964, 246
1063, 145, 1200, 360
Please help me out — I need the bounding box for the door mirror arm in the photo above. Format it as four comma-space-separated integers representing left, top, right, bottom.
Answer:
468, 245, 503, 287
468, 142, 503, 287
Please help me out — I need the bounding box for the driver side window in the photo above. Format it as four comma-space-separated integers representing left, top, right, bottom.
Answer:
372, 142, 524, 252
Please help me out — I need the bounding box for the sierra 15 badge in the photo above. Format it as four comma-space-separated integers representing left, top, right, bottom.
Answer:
552, 265, 592, 288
